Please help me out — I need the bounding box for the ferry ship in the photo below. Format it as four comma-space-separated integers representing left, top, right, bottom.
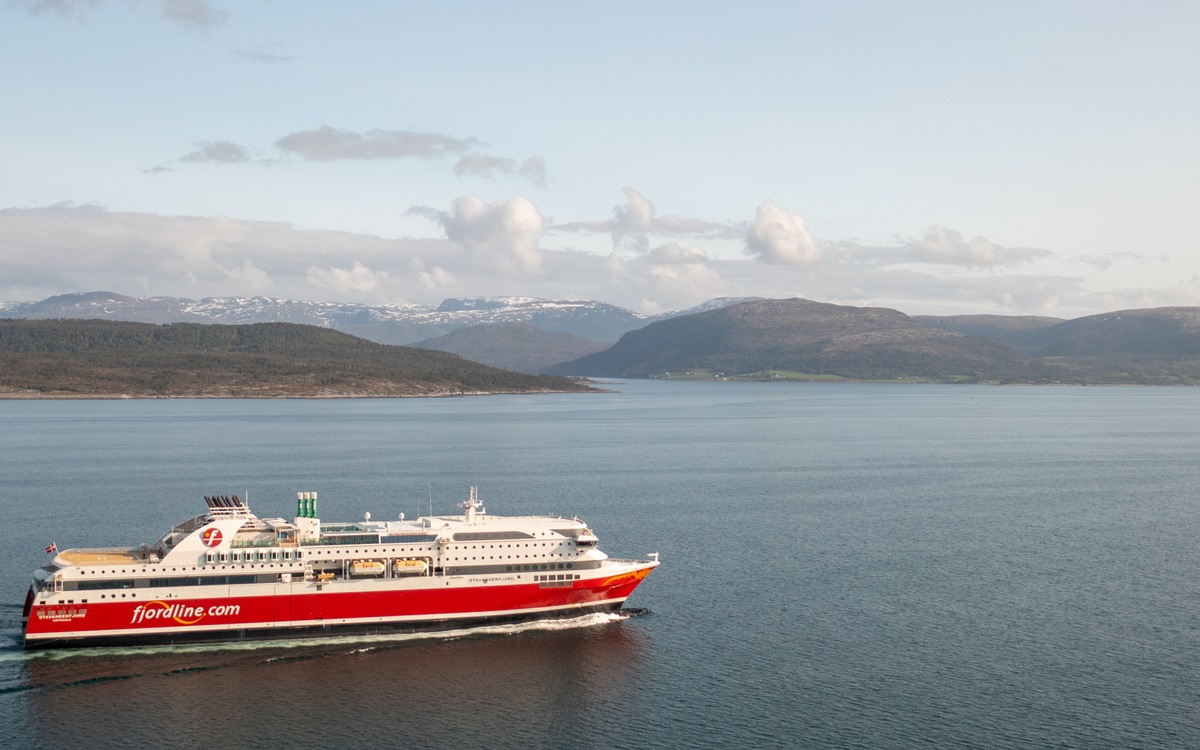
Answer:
22, 488, 659, 648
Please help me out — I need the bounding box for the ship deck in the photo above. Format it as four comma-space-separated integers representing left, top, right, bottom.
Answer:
57, 549, 143, 565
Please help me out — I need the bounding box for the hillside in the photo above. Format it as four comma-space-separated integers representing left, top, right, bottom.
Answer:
0, 292, 764, 345
914, 314, 1065, 352
0, 320, 593, 398
550, 298, 1047, 382
0, 292, 651, 344
412, 322, 611, 374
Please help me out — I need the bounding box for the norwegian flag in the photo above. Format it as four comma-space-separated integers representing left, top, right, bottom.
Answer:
45, 542, 57, 554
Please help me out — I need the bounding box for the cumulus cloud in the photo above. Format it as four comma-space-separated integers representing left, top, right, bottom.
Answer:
901, 225, 1049, 268
554, 187, 740, 254
221, 257, 269, 289
180, 140, 251, 164
306, 261, 389, 294
275, 126, 481, 161
413, 196, 546, 274
419, 266, 456, 290
453, 154, 547, 187
610, 187, 656, 253
743, 200, 821, 265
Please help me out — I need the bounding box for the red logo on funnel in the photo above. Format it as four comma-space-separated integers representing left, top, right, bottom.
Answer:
201, 528, 223, 547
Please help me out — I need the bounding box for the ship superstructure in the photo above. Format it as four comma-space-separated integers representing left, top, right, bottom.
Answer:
23, 488, 658, 648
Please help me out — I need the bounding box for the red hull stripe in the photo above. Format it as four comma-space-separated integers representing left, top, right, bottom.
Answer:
26, 568, 652, 643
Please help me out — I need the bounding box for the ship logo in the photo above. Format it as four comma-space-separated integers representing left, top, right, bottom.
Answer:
201, 528, 223, 548
131, 600, 241, 625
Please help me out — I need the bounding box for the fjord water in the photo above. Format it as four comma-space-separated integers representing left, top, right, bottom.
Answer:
2, 381, 1200, 749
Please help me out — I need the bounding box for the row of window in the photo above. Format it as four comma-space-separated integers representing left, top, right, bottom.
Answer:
207, 550, 302, 563
506, 563, 575, 572
71, 574, 266, 591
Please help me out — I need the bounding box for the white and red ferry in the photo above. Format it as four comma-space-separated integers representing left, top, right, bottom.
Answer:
22, 488, 659, 648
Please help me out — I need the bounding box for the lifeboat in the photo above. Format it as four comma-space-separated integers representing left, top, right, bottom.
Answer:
349, 560, 384, 577
392, 559, 429, 576
576, 530, 599, 546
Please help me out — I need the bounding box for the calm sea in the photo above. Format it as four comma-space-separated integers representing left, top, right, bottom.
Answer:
2, 381, 1200, 749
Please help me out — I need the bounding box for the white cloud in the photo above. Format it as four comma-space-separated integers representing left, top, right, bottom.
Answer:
221, 258, 270, 289
743, 200, 821, 265
19, 0, 100, 16
275, 126, 480, 161
180, 140, 251, 164
0, 204, 1187, 321
902, 225, 1049, 268
553, 187, 740, 254
453, 154, 547, 187
306, 261, 389, 294
19, 0, 226, 27
637, 243, 731, 309
160, 0, 225, 28
413, 196, 546, 274
233, 46, 294, 64
419, 266, 456, 290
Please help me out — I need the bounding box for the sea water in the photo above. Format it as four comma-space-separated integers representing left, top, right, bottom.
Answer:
2, 381, 1199, 749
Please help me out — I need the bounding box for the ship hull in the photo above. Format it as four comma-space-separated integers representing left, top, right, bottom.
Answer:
24, 563, 654, 649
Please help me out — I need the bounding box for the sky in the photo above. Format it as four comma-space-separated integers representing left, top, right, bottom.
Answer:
2, 0, 1199, 318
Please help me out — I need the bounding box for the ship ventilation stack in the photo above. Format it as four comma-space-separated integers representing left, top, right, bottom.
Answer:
295, 491, 320, 542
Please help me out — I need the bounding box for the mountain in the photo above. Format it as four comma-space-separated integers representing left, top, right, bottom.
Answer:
412, 322, 611, 374
0, 292, 651, 345
913, 308, 1200, 382
1012, 307, 1200, 357
0, 319, 593, 398
549, 298, 1043, 382
0, 292, 768, 346
914, 314, 1065, 352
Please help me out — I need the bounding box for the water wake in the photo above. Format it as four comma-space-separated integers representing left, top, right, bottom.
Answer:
0, 610, 636, 663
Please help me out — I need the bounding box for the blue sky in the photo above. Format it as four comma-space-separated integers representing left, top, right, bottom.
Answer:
2, 0, 1198, 317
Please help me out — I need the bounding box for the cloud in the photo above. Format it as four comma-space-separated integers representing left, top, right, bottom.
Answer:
2, 203, 1187, 322
18, 0, 226, 27
160, 0, 225, 28
18, 0, 102, 17
1072, 251, 1169, 273
233, 46, 294, 64
413, 196, 546, 274
221, 257, 269, 289
419, 266, 456, 290
900, 225, 1049, 268
635, 243, 730, 309
743, 200, 821, 265
180, 140, 251, 164
275, 126, 481, 161
306, 261, 390, 294
453, 154, 547, 187
554, 187, 741, 253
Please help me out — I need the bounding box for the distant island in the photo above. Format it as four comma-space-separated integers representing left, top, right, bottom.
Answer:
546, 299, 1200, 385
0, 319, 593, 398
6, 293, 1200, 386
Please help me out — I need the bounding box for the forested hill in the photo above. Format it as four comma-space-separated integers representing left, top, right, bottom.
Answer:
0, 319, 592, 398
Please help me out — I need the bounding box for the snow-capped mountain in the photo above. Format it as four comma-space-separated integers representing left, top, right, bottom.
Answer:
0, 292, 670, 344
